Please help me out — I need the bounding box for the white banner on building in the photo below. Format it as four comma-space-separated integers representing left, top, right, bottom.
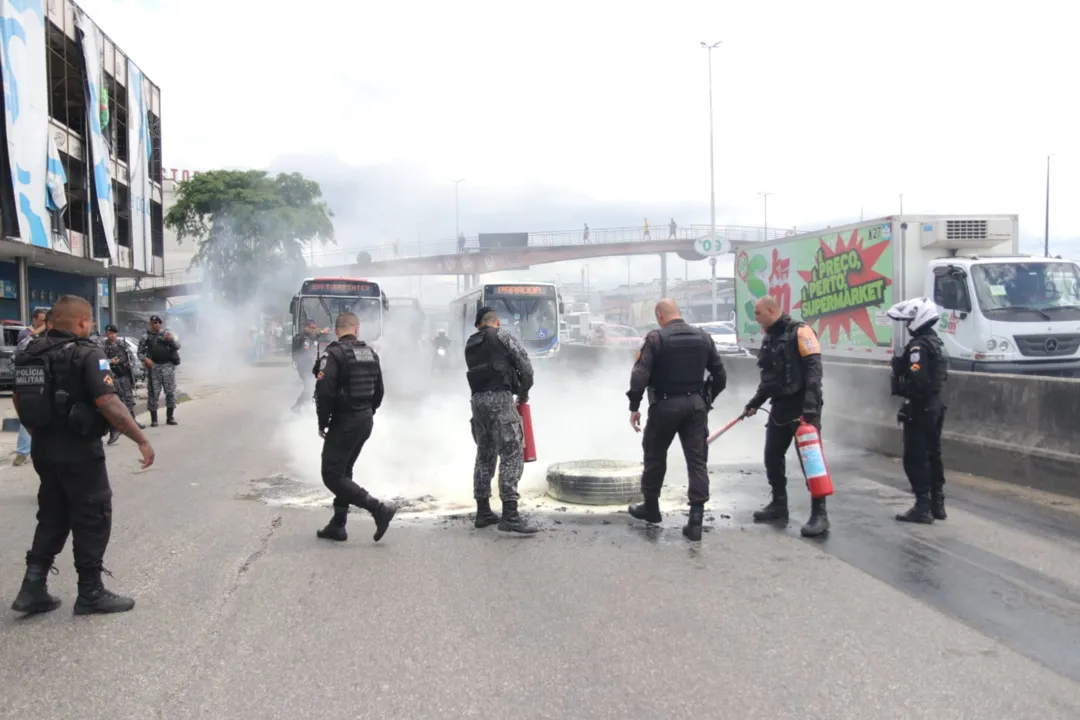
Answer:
127, 59, 152, 274
46, 131, 69, 251
76, 8, 117, 263
0, 0, 49, 248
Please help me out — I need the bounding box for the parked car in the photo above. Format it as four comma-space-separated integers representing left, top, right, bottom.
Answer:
693, 322, 752, 356
590, 324, 643, 347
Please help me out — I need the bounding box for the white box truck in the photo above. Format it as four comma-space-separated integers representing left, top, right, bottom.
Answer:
733, 215, 1080, 376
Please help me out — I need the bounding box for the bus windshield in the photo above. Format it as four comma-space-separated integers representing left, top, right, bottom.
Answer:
299, 296, 384, 341
489, 295, 559, 350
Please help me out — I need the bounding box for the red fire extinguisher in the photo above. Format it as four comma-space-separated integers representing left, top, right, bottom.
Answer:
518, 402, 537, 463
795, 418, 833, 499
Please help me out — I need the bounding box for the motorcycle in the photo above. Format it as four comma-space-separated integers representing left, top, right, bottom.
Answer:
432, 345, 451, 373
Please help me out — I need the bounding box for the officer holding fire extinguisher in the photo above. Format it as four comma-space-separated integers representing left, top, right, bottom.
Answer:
743, 296, 829, 538
888, 297, 949, 524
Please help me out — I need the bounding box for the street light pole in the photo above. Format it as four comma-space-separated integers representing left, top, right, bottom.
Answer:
701, 40, 721, 321
758, 191, 772, 240
1044, 155, 1051, 257
453, 178, 465, 291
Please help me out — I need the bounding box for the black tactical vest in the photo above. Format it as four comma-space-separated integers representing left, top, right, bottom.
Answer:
756, 316, 805, 399
906, 330, 948, 400
14, 334, 107, 437
464, 327, 514, 395
649, 320, 710, 395
104, 340, 130, 374
144, 331, 176, 364
327, 337, 380, 408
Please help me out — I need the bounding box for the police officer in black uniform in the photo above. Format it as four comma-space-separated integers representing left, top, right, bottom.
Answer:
9, 296, 155, 617
314, 311, 397, 543
888, 297, 949, 524
743, 296, 828, 537
290, 319, 326, 412
626, 299, 727, 541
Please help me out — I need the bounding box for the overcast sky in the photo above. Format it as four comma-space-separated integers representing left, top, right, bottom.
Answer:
82, 0, 1078, 298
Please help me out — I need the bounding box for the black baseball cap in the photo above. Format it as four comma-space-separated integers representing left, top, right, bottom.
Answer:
474, 306, 496, 328
105, 324, 118, 333
149, 315, 163, 323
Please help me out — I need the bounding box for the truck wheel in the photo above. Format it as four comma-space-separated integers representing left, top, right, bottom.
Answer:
546, 459, 643, 506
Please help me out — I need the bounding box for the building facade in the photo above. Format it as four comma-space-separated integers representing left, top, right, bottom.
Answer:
0, 0, 164, 326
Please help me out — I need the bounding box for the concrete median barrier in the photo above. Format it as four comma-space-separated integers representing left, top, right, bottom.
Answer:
561, 343, 1080, 498
722, 356, 1080, 499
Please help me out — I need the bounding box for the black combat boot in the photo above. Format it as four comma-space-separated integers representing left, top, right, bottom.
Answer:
73, 569, 135, 615
752, 490, 789, 523
136, 421, 146, 430
682, 503, 705, 541
896, 493, 934, 524
369, 500, 398, 542
166, 408, 178, 426
628, 496, 663, 524
931, 488, 947, 521
801, 498, 830, 537
150, 411, 159, 428
498, 500, 538, 535
474, 498, 500, 528
107, 429, 121, 445
316, 507, 349, 541
10, 564, 62, 614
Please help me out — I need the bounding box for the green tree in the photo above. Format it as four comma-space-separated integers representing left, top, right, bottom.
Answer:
164, 170, 334, 305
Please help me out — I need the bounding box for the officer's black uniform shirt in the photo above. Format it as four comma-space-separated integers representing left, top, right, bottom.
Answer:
626, 319, 726, 412
895, 326, 947, 404
27, 330, 117, 462
314, 334, 384, 429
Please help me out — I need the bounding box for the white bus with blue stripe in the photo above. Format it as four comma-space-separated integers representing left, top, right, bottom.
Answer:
450, 282, 564, 360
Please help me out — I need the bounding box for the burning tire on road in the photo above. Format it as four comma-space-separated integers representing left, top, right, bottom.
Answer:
546, 459, 644, 506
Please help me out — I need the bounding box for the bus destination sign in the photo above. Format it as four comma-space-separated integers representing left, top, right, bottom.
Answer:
302, 280, 378, 296
489, 285, 554, 297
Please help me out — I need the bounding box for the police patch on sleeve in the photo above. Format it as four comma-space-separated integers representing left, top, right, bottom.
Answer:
319, 355, 328, 370
98, 358, 110, 371
910, 347, 921, 363
796, 326, 822, 357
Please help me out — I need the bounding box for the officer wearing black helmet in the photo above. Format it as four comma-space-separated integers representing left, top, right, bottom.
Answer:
888, 297, 949, 524
10, 295, 154, 617
313, 311, 397, 543
626, 298, 727, 541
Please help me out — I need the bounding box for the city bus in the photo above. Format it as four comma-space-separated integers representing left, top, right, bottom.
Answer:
449, 281, 564, 359
289, 277, 389, 353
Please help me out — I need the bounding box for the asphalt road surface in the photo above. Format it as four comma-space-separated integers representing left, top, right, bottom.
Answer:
2, 365, 1080, 719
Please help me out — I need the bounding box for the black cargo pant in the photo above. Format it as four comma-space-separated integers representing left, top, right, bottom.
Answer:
321, 410, 379, 512
26, 457, 113, 572
763, 397, 819, 493
902, 400, 946, 496
641, 393, 710, 504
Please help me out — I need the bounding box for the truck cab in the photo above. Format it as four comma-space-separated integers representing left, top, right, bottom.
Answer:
927, 256, 1080, 376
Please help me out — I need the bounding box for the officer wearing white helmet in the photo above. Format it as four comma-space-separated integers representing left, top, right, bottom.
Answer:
887, 297, 949, 524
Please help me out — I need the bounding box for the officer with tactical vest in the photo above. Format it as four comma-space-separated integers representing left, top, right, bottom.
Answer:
314, 311, 397, 543
743, 296, 828, 537
104, 324, 145, 445
10, 295, 155, 617
888, 297, 949, 524
626, 299, 727, 541
137, 314, 181, 427
465, 306, 536, 534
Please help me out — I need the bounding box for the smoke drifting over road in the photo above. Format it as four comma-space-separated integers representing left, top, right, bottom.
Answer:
274, 342, 766, 516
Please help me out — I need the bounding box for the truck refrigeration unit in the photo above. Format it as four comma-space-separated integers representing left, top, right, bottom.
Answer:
733, 215, 1080, 376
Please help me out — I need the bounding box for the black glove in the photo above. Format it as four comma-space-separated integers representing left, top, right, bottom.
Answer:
897, 402, 912, 424
801, 412, 820, 429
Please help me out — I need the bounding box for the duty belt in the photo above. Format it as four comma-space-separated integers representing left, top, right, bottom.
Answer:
648, 388, 699, 403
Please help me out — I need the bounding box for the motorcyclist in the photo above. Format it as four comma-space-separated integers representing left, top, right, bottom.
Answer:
433, 330, 451, 351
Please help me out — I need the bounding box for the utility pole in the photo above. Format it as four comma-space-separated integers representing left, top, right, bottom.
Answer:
453, 178, 465, 293
1044, 155, 1051, 257
758, 191, 772, 239
899, 193, 904, 214
701, 40, 721, 321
